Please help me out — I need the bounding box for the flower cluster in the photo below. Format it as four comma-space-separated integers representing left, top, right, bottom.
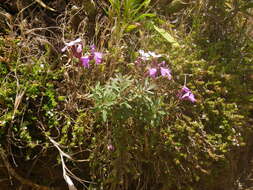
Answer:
80, 45, 103, 68
137, 50, 171, 80
62, 38, 103, 68
178, 86, 196, 103
148, 61, 172, 80
136, 49, 196, 103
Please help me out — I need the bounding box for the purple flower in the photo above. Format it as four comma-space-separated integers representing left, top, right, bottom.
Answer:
90, 45, 96, 54
90, 45, 103, 64
160, 67, 172, 80
79, 45, 104, 68
94, 52, 103, 64
147, 61, 172, 80
149, 68, 158, 78
80, 56, 90, 68
181, 86, 190, 93
62, 42, 104, 68
179, 86, 196, 103
158, 61, 166, 67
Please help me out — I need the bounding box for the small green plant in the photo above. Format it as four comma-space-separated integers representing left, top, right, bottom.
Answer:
90, 74, 165, 125
103, 0, 155, 47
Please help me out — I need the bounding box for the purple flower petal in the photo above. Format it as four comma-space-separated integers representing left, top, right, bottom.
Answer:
80, 56, 90, 68
160, 67, 172, 80
188, 93, 196, 103
182, 86, 190, 93
179, 86, 196, 103
94, 52, 103, 64
90, 45, 96, 54
181, 92, 190, 99
148, 68, 158, 78
158, 61, 166, 67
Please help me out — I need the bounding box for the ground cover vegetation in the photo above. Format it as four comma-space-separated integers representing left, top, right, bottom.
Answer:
0, 0, 253, 189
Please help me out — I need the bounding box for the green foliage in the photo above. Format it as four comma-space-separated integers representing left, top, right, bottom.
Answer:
153, 24, 180, 47
83, 43, 247, 189
0, 36, 63, 149
105, 0, 155, 47
0, 0, 253, 189
90, 74, 165, 125
107, 0, 153, 23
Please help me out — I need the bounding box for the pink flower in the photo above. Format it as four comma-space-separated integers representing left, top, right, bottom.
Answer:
149, 68, 158, 78
179, 86, 196, 103
94, 52, 103, 64
90, 45, 103, 64
80, 56, 90, 68
63, 42, 104, 68
160, 67, 172, 80
147, 61, 172, 80
79, 45, 104, 68
90, 45, 96, 54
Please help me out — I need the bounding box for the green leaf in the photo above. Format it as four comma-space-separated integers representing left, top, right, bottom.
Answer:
102, 110, 107, 122
134, 13, 156, 22
132, 0, 151, 16
58, 96, 65, 101
153, 25, 180, 47
141, 0, 151, 8
125, 24, 138, 32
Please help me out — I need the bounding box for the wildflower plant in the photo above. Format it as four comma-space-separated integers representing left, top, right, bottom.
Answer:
0, 1, 252, 190
136, 49, 172, 80
178, 86, 196, 103
135, 49, 197, 103
62, 38, 103, 68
